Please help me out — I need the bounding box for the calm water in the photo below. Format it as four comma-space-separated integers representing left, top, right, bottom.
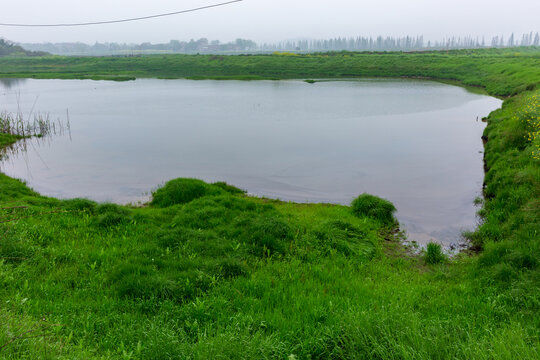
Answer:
0, 78, 501, 245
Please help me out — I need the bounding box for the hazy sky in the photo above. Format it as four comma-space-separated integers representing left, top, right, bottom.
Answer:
1, 0, 539, 44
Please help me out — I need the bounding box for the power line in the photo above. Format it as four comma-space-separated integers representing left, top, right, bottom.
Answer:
0, 0, 243, 27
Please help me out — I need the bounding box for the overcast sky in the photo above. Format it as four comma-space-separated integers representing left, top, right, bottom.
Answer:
1, 0, 539, 44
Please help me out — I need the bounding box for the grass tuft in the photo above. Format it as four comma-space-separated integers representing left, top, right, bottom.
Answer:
424, 242, 447, 265
351, 193, 396, 226
151, 178, 224, 207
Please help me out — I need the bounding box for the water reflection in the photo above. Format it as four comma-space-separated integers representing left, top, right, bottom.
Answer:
0, 78, 26, 90
1, 136, 56, 163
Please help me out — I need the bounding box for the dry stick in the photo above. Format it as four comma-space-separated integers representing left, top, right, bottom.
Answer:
66, 109, 72, 141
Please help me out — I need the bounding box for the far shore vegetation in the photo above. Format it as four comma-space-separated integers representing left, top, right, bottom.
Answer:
0, 47, 539, 97
0, 47, 538, 359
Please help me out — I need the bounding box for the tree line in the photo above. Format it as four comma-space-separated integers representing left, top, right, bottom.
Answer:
261, 33, 540, 51
0, 39, 47, 56
19, 38, 257, 56
10, 32, 540, 56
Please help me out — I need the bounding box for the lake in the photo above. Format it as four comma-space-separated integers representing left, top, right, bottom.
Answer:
0, 78, 501, 245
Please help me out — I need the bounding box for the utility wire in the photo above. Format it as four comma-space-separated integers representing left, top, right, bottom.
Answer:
0, 0, 242, 27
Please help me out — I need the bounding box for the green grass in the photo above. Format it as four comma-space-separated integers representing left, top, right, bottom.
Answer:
0, 47, 540, 97
0, 49, 539, 358
424, 242, 447, 265
351, 193, 397, 226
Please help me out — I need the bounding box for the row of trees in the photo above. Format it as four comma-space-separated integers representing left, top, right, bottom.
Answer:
262, 33, 540, 52
16, 32, 540, 56
0, 39, 47, 56
261, 36, 425, 52
21, 38, 257, 55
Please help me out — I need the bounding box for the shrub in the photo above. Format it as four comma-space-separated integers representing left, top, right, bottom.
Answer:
151, 178, 224, 207
424, 242, 447, 265
351, 193, 396, 226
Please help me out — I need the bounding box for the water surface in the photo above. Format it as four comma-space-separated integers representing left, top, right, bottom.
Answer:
0, 78, 501, 245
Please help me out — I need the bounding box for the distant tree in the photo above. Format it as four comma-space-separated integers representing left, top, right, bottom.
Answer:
234, 38, 256, 51
169, 40, 181, 51
520, 33, 529, 46
507, 33, 514, 47
0, 38, 47, 56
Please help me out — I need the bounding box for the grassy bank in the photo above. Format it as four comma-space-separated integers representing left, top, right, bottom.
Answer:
0, 47, 539, 97
0, 49, 539, 359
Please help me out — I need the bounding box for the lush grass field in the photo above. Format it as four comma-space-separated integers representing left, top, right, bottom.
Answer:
0, 49, 539, 359
0, 47, 540, 96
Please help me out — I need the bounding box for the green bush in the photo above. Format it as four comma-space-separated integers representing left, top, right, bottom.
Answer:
351, 193, 396, 226
424, 242, 447, 265
151, 178, 224, 207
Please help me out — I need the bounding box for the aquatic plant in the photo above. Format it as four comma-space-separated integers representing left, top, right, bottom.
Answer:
0, 111, 68, 138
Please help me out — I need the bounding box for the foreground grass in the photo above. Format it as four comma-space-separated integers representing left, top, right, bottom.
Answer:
0, 49, 539, 358
0, 174, 538, 359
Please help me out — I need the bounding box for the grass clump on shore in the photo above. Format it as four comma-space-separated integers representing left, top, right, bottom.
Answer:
151, 178, 225, 207
351, 193, 397, 226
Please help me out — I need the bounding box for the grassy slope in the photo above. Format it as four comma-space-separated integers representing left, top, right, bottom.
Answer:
0, 49, 539, 359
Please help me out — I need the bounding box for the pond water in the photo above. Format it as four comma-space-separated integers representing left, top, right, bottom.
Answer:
0, 78, 501, 245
